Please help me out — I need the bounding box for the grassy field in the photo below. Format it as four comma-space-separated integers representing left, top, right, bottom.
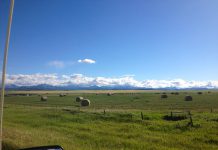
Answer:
2, 90, 218, 150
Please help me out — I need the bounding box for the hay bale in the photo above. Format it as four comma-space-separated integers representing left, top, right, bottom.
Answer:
76, 96, 83, 102
174, 92, 179, 95
41, 96, 47, 101
161, 94, 168, 99
107, 93, 112, 96
170, 92, 179, 95
81, 99, 90, 106
185, 95, 192, 101
59, 93, 66, 97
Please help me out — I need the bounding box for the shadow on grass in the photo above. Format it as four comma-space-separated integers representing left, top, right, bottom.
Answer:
163, 115, 187, 121
211, 118, 218, 122
2, 141, 19, 150
205, 139, 218, 145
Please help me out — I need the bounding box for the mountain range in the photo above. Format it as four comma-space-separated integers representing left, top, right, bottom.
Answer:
5, 84, 214, 90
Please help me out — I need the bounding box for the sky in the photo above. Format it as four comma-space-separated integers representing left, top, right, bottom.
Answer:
0, 0, 218, 88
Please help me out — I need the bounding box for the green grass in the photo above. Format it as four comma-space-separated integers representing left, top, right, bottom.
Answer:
3, 91, 218, 150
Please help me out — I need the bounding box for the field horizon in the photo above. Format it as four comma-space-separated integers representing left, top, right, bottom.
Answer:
5, 89, 218, 94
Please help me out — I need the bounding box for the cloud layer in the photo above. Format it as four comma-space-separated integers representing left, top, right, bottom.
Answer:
4, 73, 218, 89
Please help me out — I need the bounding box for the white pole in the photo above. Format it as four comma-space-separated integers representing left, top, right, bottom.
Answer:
0, 0, 14, 149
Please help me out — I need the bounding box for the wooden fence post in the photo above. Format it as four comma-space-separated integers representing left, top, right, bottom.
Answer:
188, 111, 193, 127
141, 112, 144, 120
189, 115, 193, 127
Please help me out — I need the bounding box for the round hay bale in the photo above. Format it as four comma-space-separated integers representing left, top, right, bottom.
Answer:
76, 96, 83, 102
174, 92, 179, 95
41, 96, 47, 101
185, 95, 192, 101
81, 99, 90, 106
107, 93, 112, 96
59, 93, 66, 97
161, 94, 168, 99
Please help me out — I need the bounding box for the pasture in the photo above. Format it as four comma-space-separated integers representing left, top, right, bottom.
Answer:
2, 90, 218, 150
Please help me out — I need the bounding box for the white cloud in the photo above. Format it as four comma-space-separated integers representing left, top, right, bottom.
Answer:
3, 73, 218, 89
78, 59, 96, 64
47, 59, 96, 68
47, 61, 65, 68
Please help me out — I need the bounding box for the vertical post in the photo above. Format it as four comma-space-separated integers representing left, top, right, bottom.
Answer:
0, 0, 14, 149
103, 109, 105, 115
188, 110, 191, 116
189, 116, 193, 127
141, 112, 143, 120
187, 111, 193, 127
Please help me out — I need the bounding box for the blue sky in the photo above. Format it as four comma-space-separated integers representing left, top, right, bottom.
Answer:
0, 0, 218, 81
